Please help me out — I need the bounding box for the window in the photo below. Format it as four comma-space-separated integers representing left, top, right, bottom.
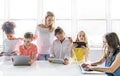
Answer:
43, 0, 71, 19
0, 0, 4, 19
9, 0, 37, 19
0, 0, 120, 48
14, 20, 37, 37
77, 20, 106, 47
112, 21, 120, 37
77, 0, 105, 19
0, 21, 4, 46
111, 0, 120, 19
76, 0, 106, 47
9, 0, 38, 38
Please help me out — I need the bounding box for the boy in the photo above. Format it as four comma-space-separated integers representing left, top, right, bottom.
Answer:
49, 27, 72, 65
19, 32, 37, 64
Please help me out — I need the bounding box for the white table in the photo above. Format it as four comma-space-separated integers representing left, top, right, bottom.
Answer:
0, 61, 106, 76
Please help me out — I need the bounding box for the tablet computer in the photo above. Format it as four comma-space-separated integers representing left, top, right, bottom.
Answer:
12, 55, 31, 66
49, 58, 64, 64
73, 42, 86, 48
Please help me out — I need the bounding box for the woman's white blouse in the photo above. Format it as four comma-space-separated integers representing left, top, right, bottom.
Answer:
36, 26, 54, 54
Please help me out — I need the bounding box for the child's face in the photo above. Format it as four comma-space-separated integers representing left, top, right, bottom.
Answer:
24, 38, 32, 46
45, 16, 54, 27
78, 32, 85, 42
56, 33, 65, 41
6, 33, 14, 40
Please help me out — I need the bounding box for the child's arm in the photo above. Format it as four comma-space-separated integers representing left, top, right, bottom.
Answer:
81, 46, 89, 62
29, 45, 37, 64
29, 53, 36, 64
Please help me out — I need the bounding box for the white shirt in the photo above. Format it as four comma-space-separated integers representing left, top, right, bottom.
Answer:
36, 26, 54, 54
50, 38, 72, 59
2, 39, 22, 61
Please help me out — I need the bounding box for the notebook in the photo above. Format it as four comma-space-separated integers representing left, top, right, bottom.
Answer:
48, 58, 64, 64
12, 55, 31, 66
79, 64, 105, 74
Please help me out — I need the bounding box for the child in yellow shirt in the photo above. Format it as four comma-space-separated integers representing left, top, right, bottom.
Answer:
72, 31, 89, 62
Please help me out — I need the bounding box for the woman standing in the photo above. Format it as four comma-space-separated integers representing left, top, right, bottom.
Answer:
36, 11, 55, 60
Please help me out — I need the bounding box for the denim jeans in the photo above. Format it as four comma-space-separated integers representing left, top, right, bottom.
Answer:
37, 54, 50, 60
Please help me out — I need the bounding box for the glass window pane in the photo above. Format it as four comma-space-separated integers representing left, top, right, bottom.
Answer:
0, 21, 5, 46
56, 20, 72, 37
111, 0, 120, 19
0, 0, 4, 19
112, 21, 120, 38
9, 0, 37, 19
77, 20, 106, 47
77, 0, 105, 19
43, 0, 71, 19
14, 20, 37, 37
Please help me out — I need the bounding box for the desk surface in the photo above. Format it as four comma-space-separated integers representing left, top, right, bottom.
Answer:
0, 61, 106, 76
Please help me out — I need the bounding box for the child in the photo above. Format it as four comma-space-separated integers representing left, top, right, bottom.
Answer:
49, 27, 73, 65
19, 32, 37, 64
35, 11, 55, 60
72, 31, 89, 62
82, 32, 120, 76
0, 21, 22, 61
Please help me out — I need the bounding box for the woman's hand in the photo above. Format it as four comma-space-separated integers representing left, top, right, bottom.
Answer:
81, 63, 94, 71
85, 65, 94, 71
81, 63, 89, 68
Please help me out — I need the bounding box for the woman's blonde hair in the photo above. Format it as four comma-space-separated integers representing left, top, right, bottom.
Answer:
75, 31, 88, 46
45, 11, 55, 32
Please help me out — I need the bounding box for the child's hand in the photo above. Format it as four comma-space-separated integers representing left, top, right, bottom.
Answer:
63, 58, 69, 65
0, 53, 3, 56
68, 37, 73, 43
81, 45, 86, 48
72, 44, 77, 49
0, 52, 4, 56
28, 60, 35, 64
48, 57, 54, 63
11, 51, 18, 55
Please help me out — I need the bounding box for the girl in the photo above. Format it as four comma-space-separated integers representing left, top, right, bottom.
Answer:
72, 31, 89, 62
35, 11, 55, 60
0, 21, 22, 61
82, 32, 120, 76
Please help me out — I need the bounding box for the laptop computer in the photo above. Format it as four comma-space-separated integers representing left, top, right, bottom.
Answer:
79, 64, 105, 74
48, 58, 64, 64
12, 55, 31, 66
